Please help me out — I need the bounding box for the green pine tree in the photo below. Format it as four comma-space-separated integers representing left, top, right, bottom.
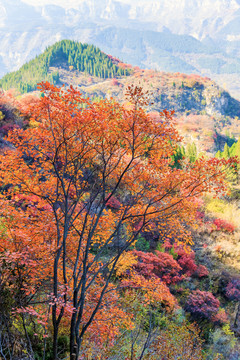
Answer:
186, 143, 197, 163
222, 143, 230, 159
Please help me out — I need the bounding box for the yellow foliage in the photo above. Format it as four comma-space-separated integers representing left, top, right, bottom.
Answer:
29, 119, 39, 128
205, 196, 240, 229
206, 197, 226, 214
0, 110, 5, 122
222, 324, 235, 336
115, 251, 138, 277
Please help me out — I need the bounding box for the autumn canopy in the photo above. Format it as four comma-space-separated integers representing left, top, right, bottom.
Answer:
0, 82, 230, 359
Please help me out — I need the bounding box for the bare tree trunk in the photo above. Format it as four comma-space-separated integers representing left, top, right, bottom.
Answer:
52, 306, 58, 360
234, 301, 240, 329
70, 309, 77, 360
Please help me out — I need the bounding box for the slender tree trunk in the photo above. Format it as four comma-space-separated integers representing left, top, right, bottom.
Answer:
52, 258, 60, 360
52, 233, 63, 360
234, 301, 240, 329
76, 336, 83, 360
21, 313, 34, 357
70, 311, 77, 360
52, 305, 58, 360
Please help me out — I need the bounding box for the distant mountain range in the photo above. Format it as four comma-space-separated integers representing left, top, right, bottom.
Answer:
2, 0, 240, 97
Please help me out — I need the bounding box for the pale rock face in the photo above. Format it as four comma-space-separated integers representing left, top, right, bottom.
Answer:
4, 0, 240, 37
123, 0, 239, 38
18, 0, 240, 38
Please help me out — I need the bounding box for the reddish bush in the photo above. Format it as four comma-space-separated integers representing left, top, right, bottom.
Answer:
211, 308, 228, 325
163, 240, 172, 250
18, 93, 39, 114
117, 62, 132, 69
160, 245, 209, 279
13, 193, 39, 206
111, 78, 119, 86
12, 194, 52, 212
176, 248, 197, 277
132, 250, 183, 284
194, 265, 209, 278
185, 290, 220, 320
212, 218, 235, 233
196, 211, 205, 221
225, 279, 240, 301
133, 66, 141, 72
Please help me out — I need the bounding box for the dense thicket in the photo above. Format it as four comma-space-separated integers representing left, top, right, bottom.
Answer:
0, 40, 130, 93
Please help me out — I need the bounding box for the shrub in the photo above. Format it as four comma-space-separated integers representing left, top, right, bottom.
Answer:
0, 123, 20, 137
225, 279, 240, 301
212, 218, 235, 233
209, 326, 237, 359
196, 210, 205, 221
176, 248, 197, 277
132, 250, 183, 284
134, 235, 150, 252
150, 322, 206, 360
211, 308, 228, 325
111, 78, 119, 86
185, 290, 220, 320
194, 265, 209, 278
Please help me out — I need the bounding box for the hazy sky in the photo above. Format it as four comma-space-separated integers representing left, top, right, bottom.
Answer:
22, 0, 147, 7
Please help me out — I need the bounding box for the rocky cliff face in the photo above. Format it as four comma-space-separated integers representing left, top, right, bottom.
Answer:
50, 64, 240, 119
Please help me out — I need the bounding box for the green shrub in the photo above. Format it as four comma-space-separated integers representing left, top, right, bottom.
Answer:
134, 235, 150, 252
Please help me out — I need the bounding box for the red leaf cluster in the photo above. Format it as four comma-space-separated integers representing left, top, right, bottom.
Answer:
176, 248, 197, 277
212, 218, 235, 233
106, 196, 121, 209
185, 290, 220, 320
194, 265, 209, 278
132, 250, 183, 284
225, 279, 240, 301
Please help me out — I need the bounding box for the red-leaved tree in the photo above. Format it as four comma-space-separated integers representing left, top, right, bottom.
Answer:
0, 82, 232, 359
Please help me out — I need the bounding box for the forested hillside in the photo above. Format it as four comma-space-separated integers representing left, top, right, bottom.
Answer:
1, 40, 240, 155
0, 40, 130, 93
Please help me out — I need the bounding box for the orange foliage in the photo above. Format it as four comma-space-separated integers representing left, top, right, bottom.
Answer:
121, 274, 177, 311
0, 82, 231, 358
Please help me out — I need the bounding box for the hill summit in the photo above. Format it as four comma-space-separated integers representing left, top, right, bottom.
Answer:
0, 40, 130, 93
